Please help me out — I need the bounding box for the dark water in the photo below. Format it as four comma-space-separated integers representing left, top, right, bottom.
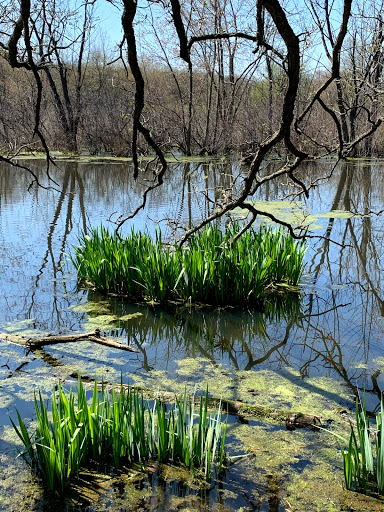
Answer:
0, 157, 383, 510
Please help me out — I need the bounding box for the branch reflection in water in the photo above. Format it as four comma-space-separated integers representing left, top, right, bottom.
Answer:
0, 158, 383, 400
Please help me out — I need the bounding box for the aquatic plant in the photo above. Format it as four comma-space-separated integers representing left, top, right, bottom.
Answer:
11, 378, 227, 493
334, 395, 384, 497
71, 223, 306, 305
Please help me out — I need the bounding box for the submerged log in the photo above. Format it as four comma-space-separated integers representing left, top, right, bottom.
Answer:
285, 412, 321, 431
0, 331, 324, 428
0, 328, 139, 353
117, 387, 323, 427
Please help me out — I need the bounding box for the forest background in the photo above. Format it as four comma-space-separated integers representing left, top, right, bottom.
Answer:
1, 0, 384, 161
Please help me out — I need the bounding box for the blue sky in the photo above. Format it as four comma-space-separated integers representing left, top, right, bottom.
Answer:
95, 1, 124, 45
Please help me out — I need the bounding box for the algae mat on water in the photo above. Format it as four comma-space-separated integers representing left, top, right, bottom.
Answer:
1, 334, 384, 510
232, 200, 362, 231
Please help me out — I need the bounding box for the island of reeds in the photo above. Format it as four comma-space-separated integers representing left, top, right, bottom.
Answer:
71, 223, 306, 305
11, 378, 227, 493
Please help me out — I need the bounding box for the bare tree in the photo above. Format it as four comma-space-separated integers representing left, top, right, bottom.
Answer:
0, 0, 383, 236
307, 0, 384, 155
115, 0, 384, 239
32, 0, 95, 152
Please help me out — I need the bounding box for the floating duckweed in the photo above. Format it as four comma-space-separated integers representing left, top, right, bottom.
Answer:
119, 312, 143, 321
232, 201, 362, 231
373, 356, 384, 368
233, 424, 309, 469
175, 357, 209, 376
0, 319, 36, 333
83, 314, 118, 331
0, 318, 49, 338
70, 301, 111, 315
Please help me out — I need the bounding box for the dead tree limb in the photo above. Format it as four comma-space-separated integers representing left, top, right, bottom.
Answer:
0, 329, 139, 353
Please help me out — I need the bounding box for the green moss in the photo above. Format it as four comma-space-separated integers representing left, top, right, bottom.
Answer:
83, 314, 118, 331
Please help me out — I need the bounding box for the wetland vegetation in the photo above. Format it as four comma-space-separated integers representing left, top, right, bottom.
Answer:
72, 224, 306, 305
2, 0, 384, 505
12, 378, 226, 492
0, 159, 384, 511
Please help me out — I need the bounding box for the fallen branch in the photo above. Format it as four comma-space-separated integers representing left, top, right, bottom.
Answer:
0, 329, 139, 353
116, 386, 323, 428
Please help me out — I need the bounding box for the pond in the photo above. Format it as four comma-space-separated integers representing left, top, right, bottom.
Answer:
0, 157, 384, 511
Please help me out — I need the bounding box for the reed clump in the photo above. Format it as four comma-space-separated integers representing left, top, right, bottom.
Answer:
11, 378, 227, 493
334, 395, 384, 497
71, 224, 306, 305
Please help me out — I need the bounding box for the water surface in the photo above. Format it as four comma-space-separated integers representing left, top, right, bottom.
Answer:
0, 158, 383, 511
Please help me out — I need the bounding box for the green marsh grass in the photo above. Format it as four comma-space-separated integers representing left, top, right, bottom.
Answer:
71, 224, 306, 305
332, 395, 384, 497
11, 378, 227, 493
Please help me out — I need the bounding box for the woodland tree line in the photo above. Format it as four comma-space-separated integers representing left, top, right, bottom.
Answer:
1, 0, 384, 235
1, 0, 384, 158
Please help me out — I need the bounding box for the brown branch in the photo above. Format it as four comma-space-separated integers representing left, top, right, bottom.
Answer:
122, 0, 167, 184
178, 0, 301, 244
0, 329, 139, 353
188, 32, 257, 49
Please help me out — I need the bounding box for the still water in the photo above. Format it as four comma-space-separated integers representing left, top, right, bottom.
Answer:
0, 157, 383, 511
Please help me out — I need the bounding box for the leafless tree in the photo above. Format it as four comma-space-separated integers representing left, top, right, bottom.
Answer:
1, 0, 383, 236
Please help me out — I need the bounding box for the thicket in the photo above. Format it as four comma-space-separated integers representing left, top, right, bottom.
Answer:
1, 59, 382, 157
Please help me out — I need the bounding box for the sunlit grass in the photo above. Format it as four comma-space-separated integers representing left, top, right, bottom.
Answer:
11, 378, 227, 493
331, 394, 384, 497
71, 223, 306, 305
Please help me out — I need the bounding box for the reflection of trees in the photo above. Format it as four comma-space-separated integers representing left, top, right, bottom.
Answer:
297, 162, 384, 401
103, 160, 384, 402
1, 159, 384, 407
0, 162, 88, 331
101, 296, 302, 374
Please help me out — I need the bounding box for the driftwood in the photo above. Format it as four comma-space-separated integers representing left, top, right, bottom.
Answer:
0, 328, 139, 353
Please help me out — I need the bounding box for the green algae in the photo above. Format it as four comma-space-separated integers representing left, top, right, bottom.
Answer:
69, 301, 143, 331
284, 461, 384, 512
229, 405, 384, 512
83, 314, 119, 331
1, 318, 36, 332
233, 424, 310, 469
70, 301, 112, 315
316, 210, 358, 219
133, 359, 236, 399
0, 371, 54, 404
133, 359, 354, 424
0, 351, 377, 512
373, 356, 384, 369
0, 319, 50, 338
0, 324, 374, 512
232, 200, 362, 231
119, 312, 143, 322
